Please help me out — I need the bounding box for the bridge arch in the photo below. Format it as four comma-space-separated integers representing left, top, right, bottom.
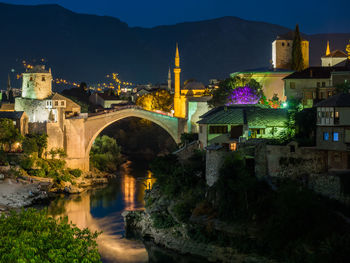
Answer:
82, 108, 182, 171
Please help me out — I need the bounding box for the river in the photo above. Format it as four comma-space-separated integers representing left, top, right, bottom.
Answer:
46, 160, 204, 263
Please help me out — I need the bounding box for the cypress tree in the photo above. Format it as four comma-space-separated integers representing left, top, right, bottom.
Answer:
291, 24, 304, 71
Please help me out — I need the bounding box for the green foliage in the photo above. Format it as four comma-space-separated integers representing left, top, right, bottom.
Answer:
150, 152, 206, 199
208, 76, 262, 107
48, 148, 67, 159
291, 24, 304, 71
136, 89, 173, 112
69, 168, 83, 178
150, 212, 176, 229
0, 208, 101, 262
22, 136, 38, 155
336, 82, 350, 94
0, 149, 8, 165
90, 135, 122, 173
215, 152, 270, 221
180, 132, 198, 146
0, 118, 22, 151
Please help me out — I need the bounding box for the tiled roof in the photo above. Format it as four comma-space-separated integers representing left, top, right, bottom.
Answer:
322, 50, 347, 58
0, 111, 25, 120
315, 93, 350, 107
283, 65, 350, 80
198, 105, 287, 127
183, 81, 205, 90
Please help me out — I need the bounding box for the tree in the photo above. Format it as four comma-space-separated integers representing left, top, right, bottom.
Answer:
90, 135, 122, 172
336, 82, 350, 94
22, 136, 38, 155
136, 89, 173, 112
208, 76, 262, 107
0, 118, 22, 151
291, 24, 304, 71
0, 209, 101, 262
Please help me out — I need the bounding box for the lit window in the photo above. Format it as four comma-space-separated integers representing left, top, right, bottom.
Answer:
330, 111, 334, 118
333, 132, 339, 141
335, 111, 339, 118
323, 132, 329, 141
230, 142, 237, 151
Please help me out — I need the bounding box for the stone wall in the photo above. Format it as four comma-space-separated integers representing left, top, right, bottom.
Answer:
15, 97, 50, 123
205, 149, 227, 186
265, 142, 327, 178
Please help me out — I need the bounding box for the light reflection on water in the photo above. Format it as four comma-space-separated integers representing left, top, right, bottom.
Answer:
47, 161, 153, 263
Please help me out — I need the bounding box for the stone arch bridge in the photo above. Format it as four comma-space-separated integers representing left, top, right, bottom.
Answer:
47, 106, 186, 171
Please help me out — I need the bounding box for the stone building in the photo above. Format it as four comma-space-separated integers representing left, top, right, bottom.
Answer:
283, 64, 350, 107
272, 31, 309, 70
321, 41, 348, 67
315, 93, 350, 169
89, 92, 128, 109
197, 105, 288, 149
15, 65, 81, 123
231, 69, 293, 101
0, 111, 28, 135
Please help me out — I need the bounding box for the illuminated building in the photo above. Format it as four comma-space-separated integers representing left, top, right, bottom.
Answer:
14, 65, 81, 123
272, 31, 309, 70
89, 92, 128, 109
321, 41, 348, 67
197, 105, 288, 149
315, 93, 350, 169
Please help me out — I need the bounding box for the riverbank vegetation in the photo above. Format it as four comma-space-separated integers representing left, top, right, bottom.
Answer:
0, 208, 101, 262
147, 151, 350, 263
90, 135, 123, 173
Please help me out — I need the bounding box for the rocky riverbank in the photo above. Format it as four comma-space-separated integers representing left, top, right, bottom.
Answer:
122, 186, 274, 263
0, 165, 110, 213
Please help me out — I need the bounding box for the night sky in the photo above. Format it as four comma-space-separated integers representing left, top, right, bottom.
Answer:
1, 0, 349, 34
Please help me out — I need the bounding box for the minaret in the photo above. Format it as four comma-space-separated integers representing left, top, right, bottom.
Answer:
167, 67, 172, 92
7, 74, 11, 91
173, 43, 184, 118
326, 41, 331, 56
346, 40, 350, 60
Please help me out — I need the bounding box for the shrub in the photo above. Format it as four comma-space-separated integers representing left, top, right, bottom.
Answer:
151, 213, 176, 229
0, 209, 101, 262
69, 169, 83, 178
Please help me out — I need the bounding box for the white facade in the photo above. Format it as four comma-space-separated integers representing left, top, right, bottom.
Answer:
321, 56, 347, 67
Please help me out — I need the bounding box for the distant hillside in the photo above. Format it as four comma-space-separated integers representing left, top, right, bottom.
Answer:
0, 2, 349, 88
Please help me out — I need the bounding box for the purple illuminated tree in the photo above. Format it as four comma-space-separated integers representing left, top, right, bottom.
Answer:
227, 86, 260, 105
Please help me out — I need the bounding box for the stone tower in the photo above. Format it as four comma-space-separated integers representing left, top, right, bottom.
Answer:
272, 31, 309, 70
168, 67, 172, 92
173, 43, 186, 118
22, 65, 52, 100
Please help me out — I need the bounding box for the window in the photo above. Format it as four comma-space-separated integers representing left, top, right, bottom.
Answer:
42, 76, 45, 81
290, 82, 296, 89
335, 111, 339, 124
333, 132, 339, 142
327, 91, 332, 97
287, 43, 290, 47
55, 101, 58, 106
61, 101, 65, 106
209, 125, 228, 134
282, 42, 285, 47
30, 77, 33, 81
313, 91, 317, 99
317, 82, 321, 88
335, 111, 339, 118
322, 82, 326, 87
323, 132, 329, 141
321, 111, 325, 118
325, 111, 329, 118
330, 111, 334, 118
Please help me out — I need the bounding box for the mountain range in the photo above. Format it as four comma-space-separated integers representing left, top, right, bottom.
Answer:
0, 2, 349, 88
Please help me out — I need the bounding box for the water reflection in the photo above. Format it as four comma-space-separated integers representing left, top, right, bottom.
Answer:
47, 161, 149, 263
